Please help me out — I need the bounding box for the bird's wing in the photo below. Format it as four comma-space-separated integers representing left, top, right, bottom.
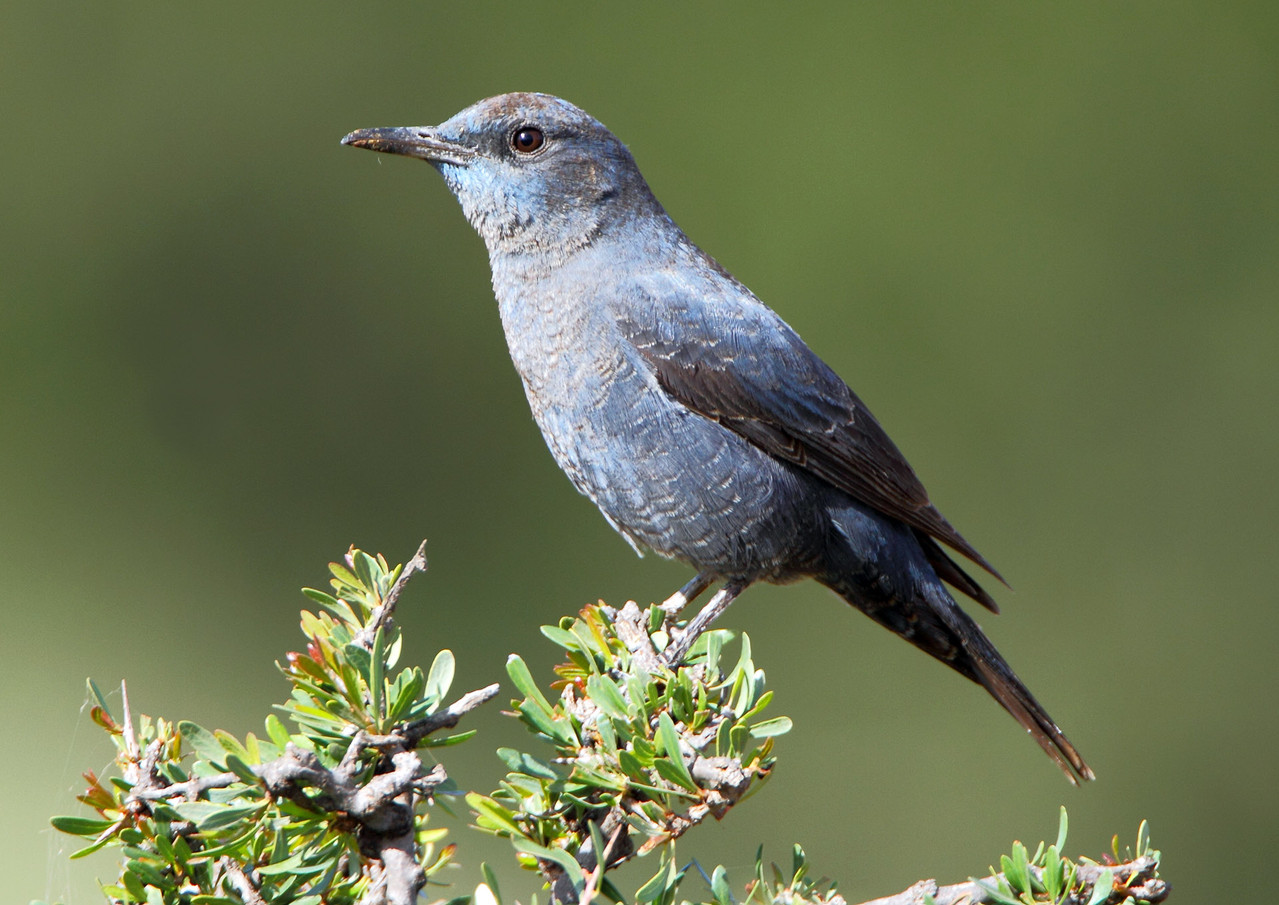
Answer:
617, 269, 1004, 585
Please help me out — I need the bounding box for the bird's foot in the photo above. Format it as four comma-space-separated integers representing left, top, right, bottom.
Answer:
663, 581, 747, 666
659, 571, 715, 614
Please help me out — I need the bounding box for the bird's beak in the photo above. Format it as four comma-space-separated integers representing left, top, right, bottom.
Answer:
340, 126, 477, 166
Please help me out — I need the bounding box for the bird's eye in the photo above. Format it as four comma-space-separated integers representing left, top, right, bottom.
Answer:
511, 127, 545, 154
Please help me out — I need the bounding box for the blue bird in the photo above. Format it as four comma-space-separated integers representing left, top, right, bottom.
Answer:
342, 93, 1093, 783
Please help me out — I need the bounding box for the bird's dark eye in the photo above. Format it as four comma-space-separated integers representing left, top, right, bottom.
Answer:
511, 127, 545, 154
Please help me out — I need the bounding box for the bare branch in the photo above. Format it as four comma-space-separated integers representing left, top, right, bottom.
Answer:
131, 771, 238, 802
220, 857, 267, 905
121, 679, 140, 764
356, 539, 429, 648
399, 682, 501, 747
376, 838, 427, 905
612, 601, 665, 674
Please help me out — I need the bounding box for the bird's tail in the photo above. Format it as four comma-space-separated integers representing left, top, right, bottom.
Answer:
822, 573, 1095, 784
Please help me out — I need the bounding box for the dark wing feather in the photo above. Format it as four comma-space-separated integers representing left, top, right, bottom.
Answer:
619, 280, 1005, 588
915, 531, 1000, 613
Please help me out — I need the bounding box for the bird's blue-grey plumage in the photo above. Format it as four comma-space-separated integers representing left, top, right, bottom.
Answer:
342, 93, 1093, 783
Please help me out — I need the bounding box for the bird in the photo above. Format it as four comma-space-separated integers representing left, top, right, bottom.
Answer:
341, 93, 1094, 783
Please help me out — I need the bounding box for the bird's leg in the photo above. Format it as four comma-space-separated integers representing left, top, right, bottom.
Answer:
659, 571, 715, 614
663, 580, 748, 666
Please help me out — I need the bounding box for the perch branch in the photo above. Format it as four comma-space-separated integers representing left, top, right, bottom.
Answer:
853, 854, 1168, 905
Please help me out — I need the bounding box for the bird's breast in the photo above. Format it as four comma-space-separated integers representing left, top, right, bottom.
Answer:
489, 264, 824, 580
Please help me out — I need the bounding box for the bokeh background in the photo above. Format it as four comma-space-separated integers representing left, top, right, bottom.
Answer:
5, 4, 1275, 903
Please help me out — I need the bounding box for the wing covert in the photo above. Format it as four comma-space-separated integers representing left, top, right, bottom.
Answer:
617, 276, 1003, 584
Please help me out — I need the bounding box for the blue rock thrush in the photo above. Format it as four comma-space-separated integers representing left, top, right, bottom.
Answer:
342, 93, 1093, 783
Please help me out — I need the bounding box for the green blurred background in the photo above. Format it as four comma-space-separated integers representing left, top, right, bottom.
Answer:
5, 3, 1275, 902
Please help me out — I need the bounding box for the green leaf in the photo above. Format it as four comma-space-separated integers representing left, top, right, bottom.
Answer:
540, 625, 581, 652
152, 830, 176, 864
595, 711, 619, 753
585, 675, 630, 721
418, 728, 478, 748
737, 689, 774, 724
481, 862, 502, 904
1055, 806, 1069, 853
634, 849, 678, 903
213, 729, 252, 762
50, 815, 115, 837
426, 649, 456, 704
1004, 841, 1031, 894
243, 731, 264, 764
353, 551, 378, 594
506, 655, 553, 714
345, 642, 373, 685
468, 792, 522, 835
496, 748, 559, 781
731, 632, 753, 677
587, 820, 607, 873
654, 713, 696, 790
517, 699, 572, 746
258, 853, 329, 874
170, 800, 260, 833
625, 776, 689, 800
972, 879, 1022, 905
386, 669, 423, 722
69, 834, 116, 859
385, 631, 403, 669
264, 713, 291, 751
570, 621, 604, 668
86, 678, 114, 721
748, 716, 792, 738
256, 852, 312, 875
182, 826, 258, 862
338, 662, 368, 716
625, 675, 652, 720
1085, 867, 1114, 905
631, 737, 657, 763
328, 561, 360, 590
179, 721, 225, 763
301, 587, 341, 609
370, 628, 386, 723
618, 749, 648, 777
1043, 846, 1063, 901
710, 865, 733, 905
653, 758, 700, 795
791, 843, 807, 884
127, 857, 168, 888
121, 868, 147, 901
224, 754, 258, 784
599, 876, 626, 904
515, 839, 585, 890
715, 717, 732, 757
670, 677, 696, 724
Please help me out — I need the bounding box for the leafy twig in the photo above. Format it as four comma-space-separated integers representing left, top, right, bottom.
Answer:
855, 855, 1167, 905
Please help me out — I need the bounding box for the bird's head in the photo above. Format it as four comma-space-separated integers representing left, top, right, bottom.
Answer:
342, 93, 657, 257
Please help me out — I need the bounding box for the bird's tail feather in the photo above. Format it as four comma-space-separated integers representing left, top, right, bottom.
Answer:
950, 606, 1096, 784
824, 574, 1094, 784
